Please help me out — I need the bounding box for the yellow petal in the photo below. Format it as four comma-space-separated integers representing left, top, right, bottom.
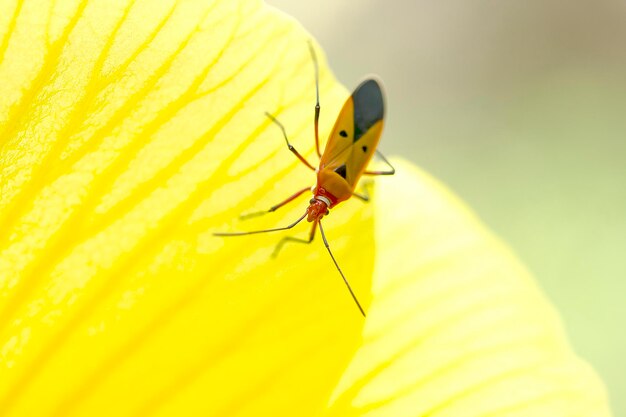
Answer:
0, 1, 370, 416
0, 1, 612, 417
329, 160, 612, 417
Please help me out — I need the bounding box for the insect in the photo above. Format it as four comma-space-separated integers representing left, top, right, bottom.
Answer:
215, 42, 395, 317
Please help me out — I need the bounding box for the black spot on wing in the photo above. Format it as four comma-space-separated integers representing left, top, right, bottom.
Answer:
339, 130, 348, 138
334, 164, 347, 179
352, 79, 384, 142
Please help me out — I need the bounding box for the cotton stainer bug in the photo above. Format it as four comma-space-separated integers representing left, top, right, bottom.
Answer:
214, 42, 395, 317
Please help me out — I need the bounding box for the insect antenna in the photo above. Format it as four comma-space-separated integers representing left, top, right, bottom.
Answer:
214, 211, 307, 237
318, 220, 366, 317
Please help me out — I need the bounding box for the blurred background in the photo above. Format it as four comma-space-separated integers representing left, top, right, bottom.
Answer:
266, 0, 625, 413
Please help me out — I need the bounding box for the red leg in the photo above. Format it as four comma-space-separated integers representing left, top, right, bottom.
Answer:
265, 112, 316, 170
240, 186, 310, 220
272, 220, 317, 258
364, 150, 395, 176
308, 41, 322, 158
352, 191, 370, 202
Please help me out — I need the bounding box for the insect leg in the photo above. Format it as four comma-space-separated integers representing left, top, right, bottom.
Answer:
265, 112, 316, 170
352, 188, 370, 202
214, 211, 307, 237
308, 41, 322, 158
271, 220, 317, 258
364, 150, 395, 176
240, 186, 311, 220
351, 179, 374, 202
318, 220, 366, 317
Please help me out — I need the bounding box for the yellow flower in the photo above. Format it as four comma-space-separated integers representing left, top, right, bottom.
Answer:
0, 1, 612, 416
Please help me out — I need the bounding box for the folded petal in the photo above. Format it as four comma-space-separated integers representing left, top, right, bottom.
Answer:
328, 160, 612, 417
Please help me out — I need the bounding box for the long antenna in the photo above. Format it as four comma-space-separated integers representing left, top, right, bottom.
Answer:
214, 212, 307, 237
318, 220, 366, 317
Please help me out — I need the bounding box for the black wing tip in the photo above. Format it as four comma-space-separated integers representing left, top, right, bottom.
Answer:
356, 78, 383, 92
351, 78, 384, 142
352, 78, 384, 121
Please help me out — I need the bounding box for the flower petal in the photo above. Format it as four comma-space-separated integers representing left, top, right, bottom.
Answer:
328, 160, 612, 417
0, 1, 372, 415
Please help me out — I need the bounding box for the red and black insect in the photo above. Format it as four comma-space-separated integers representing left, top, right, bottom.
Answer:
215, 43, 394, 316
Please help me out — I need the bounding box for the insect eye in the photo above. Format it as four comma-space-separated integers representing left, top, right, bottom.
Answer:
309, 198, 316, 204
325, 209, 330, 215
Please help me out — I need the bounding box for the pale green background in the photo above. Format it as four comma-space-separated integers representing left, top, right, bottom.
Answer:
267, 0, 625, 413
